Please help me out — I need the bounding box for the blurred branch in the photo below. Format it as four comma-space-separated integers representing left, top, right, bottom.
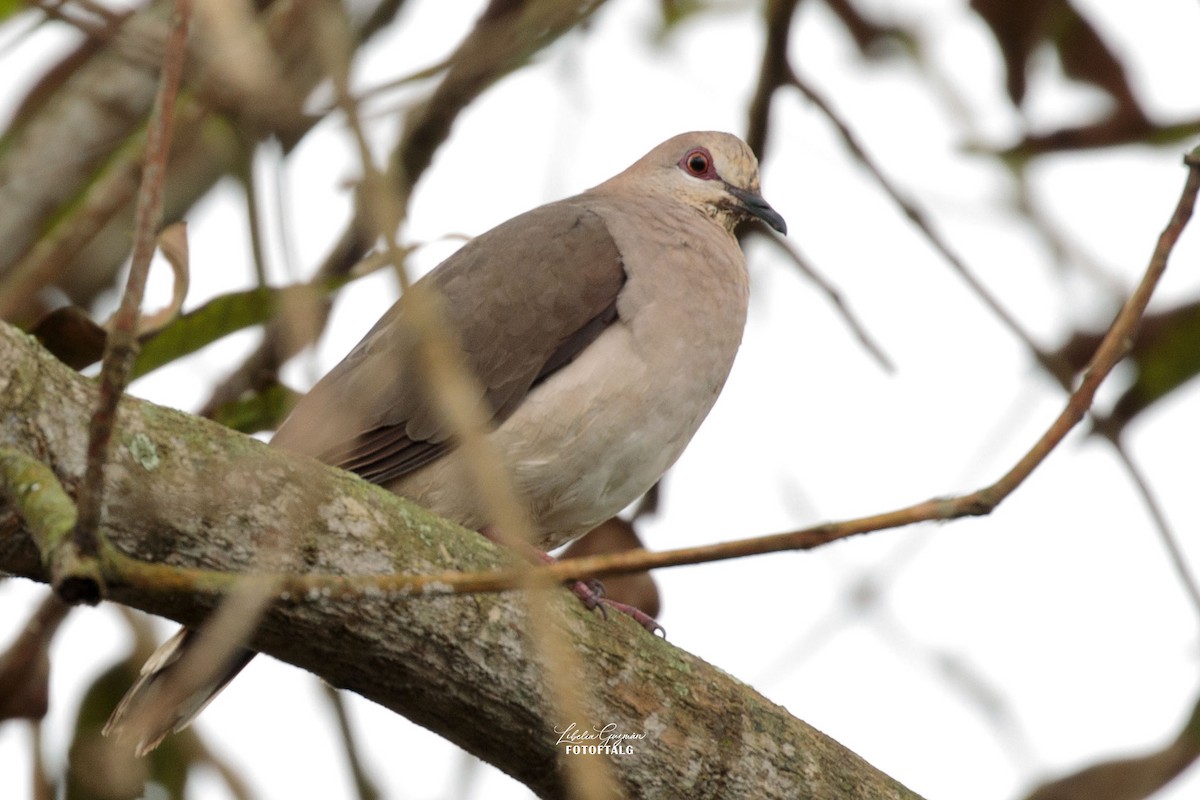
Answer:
0, 322, 923, 800
1011, 170, 1125, 300
201, 0, 610, 423
746, 0, 894, 373
1020, 694, 1200, 800
1103, 437, 1200, 621
786, 38, 1200, 616
70, 0, 189, 605
321, 685, 381, 800
188, 741, 254, 800
786, 34, 1200, 633
317, 6, 619, 794
822, 0, 908, 56
30, 720, 54, 800
0, 594, 71, 722
29, 0, 125, 38
745, 0, 800, 158
0, 0, 412, 326
754, 229, 895, 372
787, 68, 1070, 383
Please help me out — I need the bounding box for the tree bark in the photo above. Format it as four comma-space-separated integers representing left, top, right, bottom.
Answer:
0, 321, 923, 800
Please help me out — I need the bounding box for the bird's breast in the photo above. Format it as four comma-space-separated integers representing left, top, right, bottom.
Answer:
391, 197, 752, 551
500, 202, 751, 547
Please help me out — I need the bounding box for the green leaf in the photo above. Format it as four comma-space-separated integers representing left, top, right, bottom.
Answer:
209, 381, 301, 434
67, 662, 190, 800
1112, 300, 1200, 427
1053, 300, 1200, 434
131, 276, 353, 380
0, 0, 25, 24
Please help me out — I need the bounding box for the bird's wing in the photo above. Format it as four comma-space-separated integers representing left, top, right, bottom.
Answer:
271, 200, 627, 485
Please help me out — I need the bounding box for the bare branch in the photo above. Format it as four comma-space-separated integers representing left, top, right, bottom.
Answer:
1105, 437, 1200, 622
753, 228, 895, 373
94, 144, 1200, 596
787, 68, 1070, 383
746, 4, 894, 373
745, 0, 801, 158
321, 684, 381, 800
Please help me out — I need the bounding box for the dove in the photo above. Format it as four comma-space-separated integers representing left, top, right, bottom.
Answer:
106, 131, 786, 754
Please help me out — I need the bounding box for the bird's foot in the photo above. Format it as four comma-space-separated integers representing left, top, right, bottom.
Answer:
569, 579, 664, 635
478, 526, 663, 635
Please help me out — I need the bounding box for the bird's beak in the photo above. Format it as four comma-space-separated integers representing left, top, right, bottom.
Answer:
727, 186, 787, 235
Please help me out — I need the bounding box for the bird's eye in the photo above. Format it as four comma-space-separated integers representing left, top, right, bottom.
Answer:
680, 148, 714, 179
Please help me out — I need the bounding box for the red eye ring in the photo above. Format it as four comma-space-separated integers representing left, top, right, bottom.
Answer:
679, 147, 716, 179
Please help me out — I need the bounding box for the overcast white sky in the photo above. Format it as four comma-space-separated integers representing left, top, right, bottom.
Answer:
4, 0, 1200, 798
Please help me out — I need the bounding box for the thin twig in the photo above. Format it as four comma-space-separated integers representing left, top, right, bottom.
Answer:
1106, 434, 1200, 620
67, 0, 190, 602
1012, 169, 1126, 301
29, 0, 123, 39
1011, 171, 1200, 611
320, 11, 410, 291
102, 146, 1200, 601
200, 0, 604, 416
321, 684, 381, 800
72, 0, 122, 23
788, 68, 1073, 386
191, 743, 254, 800
240, 144, 270, 288
745, 0, 802, 158
744, 0, 898, 373
314, 8, 618, 799
755, 228, 895, 372
30, 721, 53, 800
790, 63, 1200, 628
345, 56, 451, 118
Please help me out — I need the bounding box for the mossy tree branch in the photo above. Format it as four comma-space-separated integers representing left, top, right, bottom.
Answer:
0, 322, 921, 800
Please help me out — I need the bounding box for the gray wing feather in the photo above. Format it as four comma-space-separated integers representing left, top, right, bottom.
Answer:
271, 200, 626, 485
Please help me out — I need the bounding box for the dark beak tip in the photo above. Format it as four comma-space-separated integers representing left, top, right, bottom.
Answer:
753, 203, 787, 236
729, 185, 787, 236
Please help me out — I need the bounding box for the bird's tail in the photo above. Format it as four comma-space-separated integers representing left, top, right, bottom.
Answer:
103, 627, 255, 756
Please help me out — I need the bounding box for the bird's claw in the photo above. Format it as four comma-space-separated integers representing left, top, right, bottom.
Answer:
570, 580, 665, 636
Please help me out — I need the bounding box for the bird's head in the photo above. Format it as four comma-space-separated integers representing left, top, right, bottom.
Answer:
623, 131, 787, 236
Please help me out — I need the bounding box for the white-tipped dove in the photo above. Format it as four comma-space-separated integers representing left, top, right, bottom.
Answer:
105, 131, 786, 754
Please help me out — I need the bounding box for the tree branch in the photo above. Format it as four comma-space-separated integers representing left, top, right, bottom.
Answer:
0, 322, 922, 800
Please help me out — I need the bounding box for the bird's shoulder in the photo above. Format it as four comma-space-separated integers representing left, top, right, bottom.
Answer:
428, 197, 625, 296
